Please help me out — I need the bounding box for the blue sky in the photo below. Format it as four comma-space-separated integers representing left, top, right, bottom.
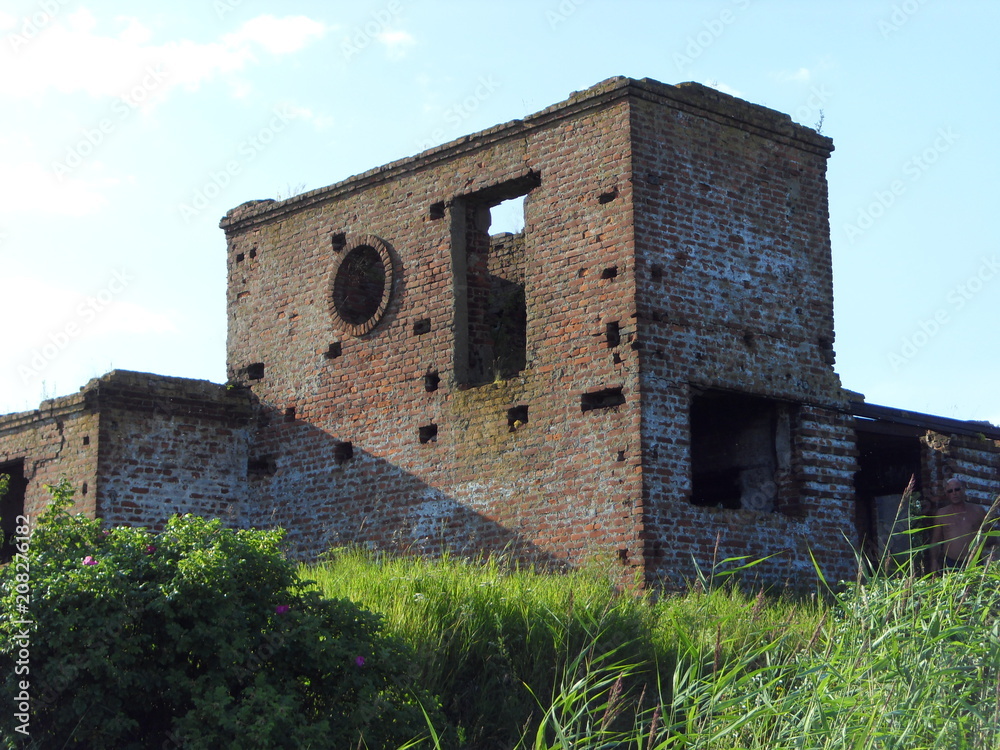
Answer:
1, 0, 997, 427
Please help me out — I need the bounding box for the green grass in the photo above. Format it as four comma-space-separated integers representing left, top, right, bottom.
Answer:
303, 546, 1000, 749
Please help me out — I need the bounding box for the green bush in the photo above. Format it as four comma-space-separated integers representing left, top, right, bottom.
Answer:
0, 481, 438, 749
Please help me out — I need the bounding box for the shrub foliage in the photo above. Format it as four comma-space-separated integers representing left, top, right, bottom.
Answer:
0, 481, 436, 749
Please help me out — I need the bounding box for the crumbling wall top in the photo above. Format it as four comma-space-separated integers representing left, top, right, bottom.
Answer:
219, 76, 833, 235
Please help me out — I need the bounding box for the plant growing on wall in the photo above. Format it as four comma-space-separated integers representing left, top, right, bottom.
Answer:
0, 480, 438, 749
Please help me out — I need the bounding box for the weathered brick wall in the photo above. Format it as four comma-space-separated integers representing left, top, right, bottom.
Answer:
93, 371, 252, 529
629, 81, 857, 587
223, 78, 643, 570
0, 391, 100, 524
921, 431, 1000, 510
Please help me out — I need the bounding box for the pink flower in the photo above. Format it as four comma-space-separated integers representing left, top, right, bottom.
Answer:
83, 556, 97, 566
146, 545, 157, 554
354, 656, 365, 668
275, 605, 290, 614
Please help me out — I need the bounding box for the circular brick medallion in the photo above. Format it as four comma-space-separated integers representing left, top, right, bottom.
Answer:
329, 234, 395, 336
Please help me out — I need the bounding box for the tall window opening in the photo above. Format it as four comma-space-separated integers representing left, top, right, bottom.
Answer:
452, 173, 539, 385
689, 390, 795, 512
0, 459, 27, 563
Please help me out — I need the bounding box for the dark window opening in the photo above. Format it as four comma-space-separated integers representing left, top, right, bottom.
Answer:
452, 173, 539, 386
325, 342, 342, 359
419, 424, 438, 444
429, 202, 445, 220
601, 267, 618, 280
1, 460, 27, 564
235, 252, 245, 263
331, 232, 347, 252
853, 429, 923, 567
413, 318, 431, 336
598, 187, 619, 204
244, 363, 265, 381
606, 321, 621, 348
249, 246, 257, 259
689, 390, 795, 512
82, 435, 90, 446
581, 387, 625, 413
424, 371, 440, 392
507, 405, 529, 431
334, 441, 354, 463
651, 265, 663, 281
284, 406, 296, 422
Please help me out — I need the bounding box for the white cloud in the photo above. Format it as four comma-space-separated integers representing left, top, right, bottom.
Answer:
0, 13, 330, 101
0, 160, 113, 217
2, 274, 178, 356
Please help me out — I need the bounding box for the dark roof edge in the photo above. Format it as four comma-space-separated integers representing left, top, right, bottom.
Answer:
850, 398, 1000, 441
220, 76, 833, 235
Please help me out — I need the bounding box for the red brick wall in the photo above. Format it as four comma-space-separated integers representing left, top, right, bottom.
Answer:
0, 391, 99, 524
93, 371, 252, 529
629, 82, 858, 587
223, 80, 643, 570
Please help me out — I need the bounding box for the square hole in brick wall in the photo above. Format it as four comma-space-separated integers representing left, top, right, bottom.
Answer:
325, 342, 342, 359
413, 318, 431, 336
247, 455, 277, 479
244, 363, 265, 380
419, 424, 438, 443
334, 441, 354, 463
689, 389, 793, 512
507, 405, 528, 431
331, 232, 346, 252
429, 201, 445, 220
601, 266, 618, 280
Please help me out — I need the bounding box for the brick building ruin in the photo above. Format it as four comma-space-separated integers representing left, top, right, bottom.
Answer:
3, 77, 998, 587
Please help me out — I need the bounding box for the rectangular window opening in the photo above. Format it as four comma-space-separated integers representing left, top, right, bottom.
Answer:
581, 387, 625, 413
325, 342, 342, 359
413, 318, 431, 336
331, 232, 347, 252
1, 459, 27, 564
452, 173, 539, 386
419, 424, 438, 444
606, 321, 621, 348
689, 390, 794, 512
424, 371, 440, 392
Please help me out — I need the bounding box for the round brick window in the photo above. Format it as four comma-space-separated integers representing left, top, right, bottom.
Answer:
330, 235, 394, 336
